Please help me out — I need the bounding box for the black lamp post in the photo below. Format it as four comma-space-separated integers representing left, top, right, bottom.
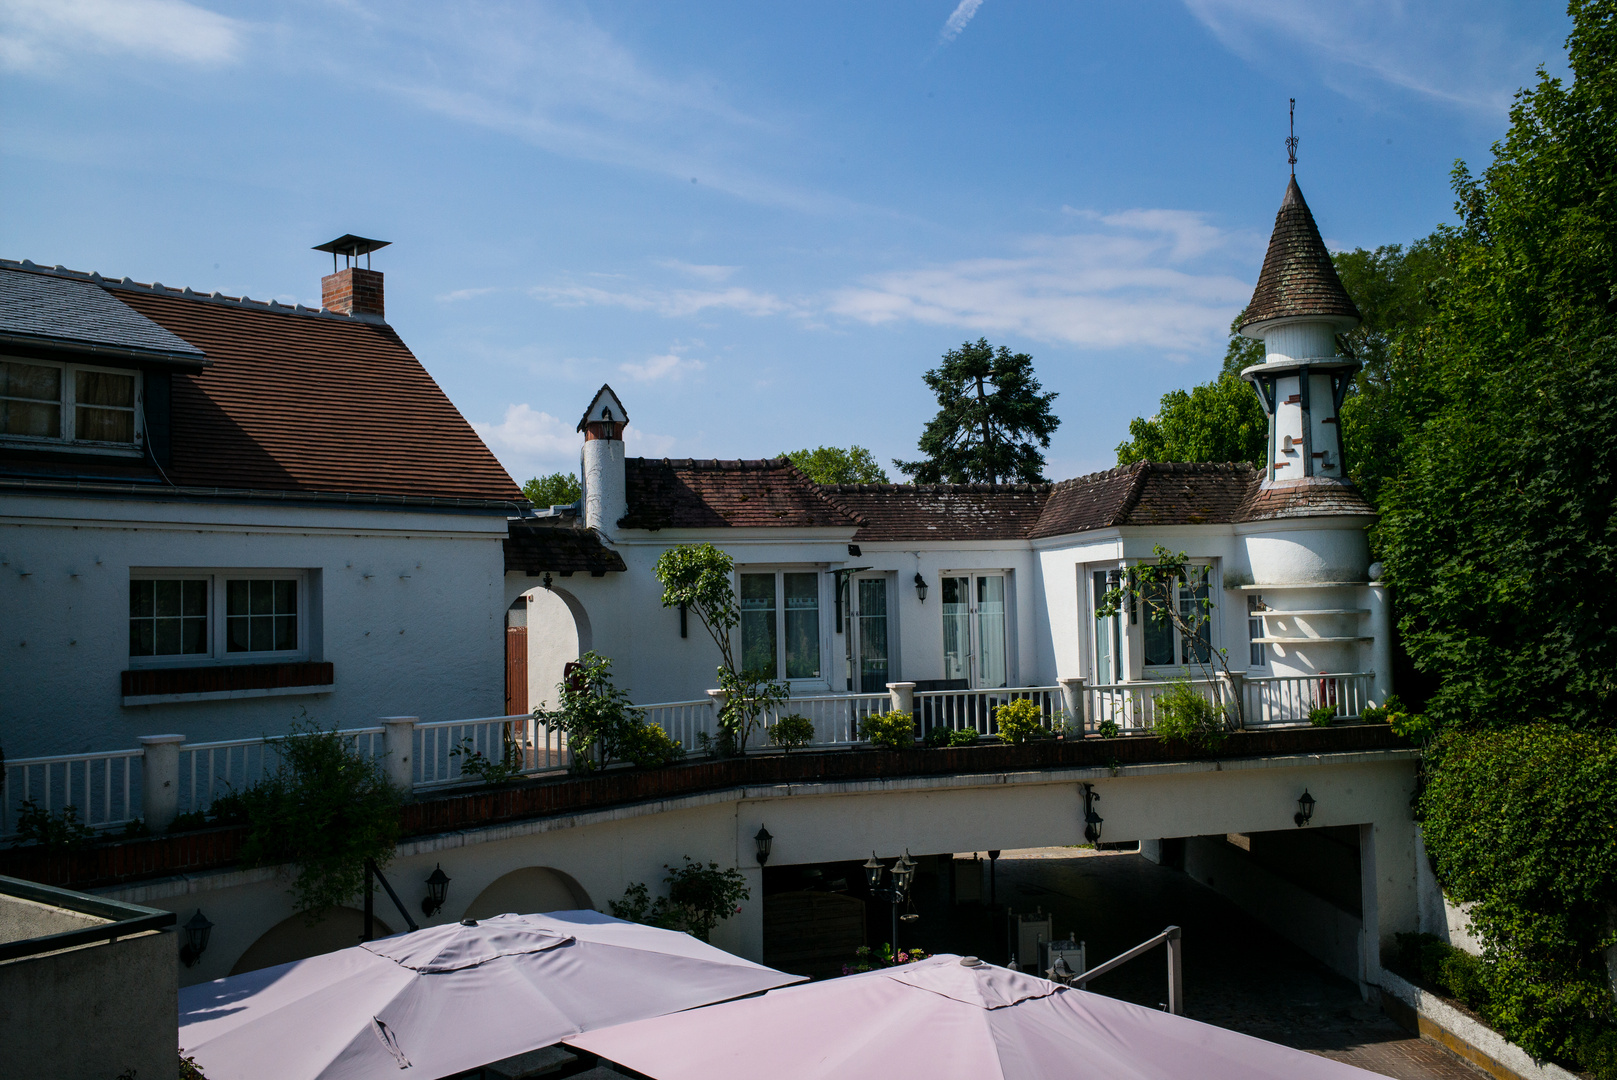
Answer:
1294, 789, 1316, 828
421, 864, 451, 916
914, 573, 929, 603
755, 825, 773, 865
865, 850, 917, 952
180, 909, 214, 968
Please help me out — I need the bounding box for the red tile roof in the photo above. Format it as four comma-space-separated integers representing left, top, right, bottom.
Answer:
111, 286, 520, 502
1240, 177, 1360, 333
823, 484, 1050, 542
619, 458, 861, 530
1238, 478, 1375, 521
1033, 462, 1259, 537
505, 523, 626, 574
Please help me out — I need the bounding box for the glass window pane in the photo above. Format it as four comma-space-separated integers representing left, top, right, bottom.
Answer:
182, 618, 208, 654
130, 580, 153, 619
942, 577, 970, 683
975, 576, 1007, 689
274, 614, 298, 651
75, 370, 134, 407
154, 579, 181, 618
739, 574, 778, 678
1180, 570, 1212, 665
155, 617, 181, 655
130, 620, 154, 657
249, 616, 273, 652
75, 406, 135, 443
182, 580, 207, 617
273, 579, 297, 614
227, 579, 249, 616
857, 578, 888, 693
0, 361, 60, 401
250, 580, 274, 615
227, 617, 250, 652
1142, 579, 1175, 666
1, 400, 60, 438
783, 573, 819, 679
1092, 571, 1114, 684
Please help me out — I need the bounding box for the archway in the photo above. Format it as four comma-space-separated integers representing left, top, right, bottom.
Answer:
229, 907, 392, 974
524, 585, 592, 712
463, 866, 593, 921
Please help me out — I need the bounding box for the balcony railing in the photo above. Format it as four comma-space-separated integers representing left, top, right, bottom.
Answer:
1, 671, 1376, 838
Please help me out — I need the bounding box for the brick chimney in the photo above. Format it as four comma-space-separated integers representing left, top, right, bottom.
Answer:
313, 234, 391, 320
322, 266, 385, 319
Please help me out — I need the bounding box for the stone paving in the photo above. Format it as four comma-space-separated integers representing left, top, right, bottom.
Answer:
895, 847, 1484, 1080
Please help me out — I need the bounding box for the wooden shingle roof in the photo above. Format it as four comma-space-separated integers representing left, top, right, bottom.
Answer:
825, 484, 1050, 542
1240, 177, 1360, 334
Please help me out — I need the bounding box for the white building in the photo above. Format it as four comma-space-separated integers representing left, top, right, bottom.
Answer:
511, 176, 1391, 725
0, 238, 522, 761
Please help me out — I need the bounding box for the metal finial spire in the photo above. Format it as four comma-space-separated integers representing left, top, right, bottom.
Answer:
1286, 98, 1298, 175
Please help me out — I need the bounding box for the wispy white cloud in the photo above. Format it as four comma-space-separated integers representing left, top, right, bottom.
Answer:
1181, 0, 1566, 113
940, 0, 985, 43
530, 282, 794, 319
827, 210, 1254, 353
652, 259, 739, 282
0, 0, 244, 71
620, 349, 706, 382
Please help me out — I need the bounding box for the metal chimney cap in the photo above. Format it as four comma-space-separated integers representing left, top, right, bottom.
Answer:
313, 235, 391, 258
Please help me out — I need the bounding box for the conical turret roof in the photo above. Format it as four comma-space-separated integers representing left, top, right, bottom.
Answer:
1240, 177, 1360, 334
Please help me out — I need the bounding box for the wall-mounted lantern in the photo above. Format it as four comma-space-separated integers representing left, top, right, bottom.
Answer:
754, 825, 773, 865
422, 864, 451, 916
1082, 783, 1104, 844
180, 909, 214, 968
542, 572, 554, 591
914, 573, 929, 603
1294, 789, 1316, 828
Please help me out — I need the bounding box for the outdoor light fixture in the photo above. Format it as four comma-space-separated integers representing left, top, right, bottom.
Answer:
754, 825, 773, 865
421, 864, 451, 916
865, 850, 917, 949
863, 852, 885, 890
914, 573, 929, 602
1081, 784, 1104, 845
180, 909, 214, 968
542, 572, 554, 591
1294, 789, 1317, 828
848, 544, 862, 557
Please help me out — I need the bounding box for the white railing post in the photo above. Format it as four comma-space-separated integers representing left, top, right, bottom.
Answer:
1367, 581, 1392, 707
886, 682, 915, 715
1219, 672, 1245, 729
138, 734, 184, 831
380, 716, 418, 792
1058, 677, 1086, 732
706, 689, 727, 743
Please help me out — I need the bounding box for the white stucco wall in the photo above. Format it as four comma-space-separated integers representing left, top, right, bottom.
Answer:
0, 493, 509, 756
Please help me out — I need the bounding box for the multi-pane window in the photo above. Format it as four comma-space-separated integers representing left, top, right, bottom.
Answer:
129, 579, 209, 657
1141, 565, 1214, 668
1, 359, 138, 446
227, 580, 299, 653
1247, 594, 1266, 667
129, 573, 304, 664
739, 571, 821, 681
942, 573, 1009, 689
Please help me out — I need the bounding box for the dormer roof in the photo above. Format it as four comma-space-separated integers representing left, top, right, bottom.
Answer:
1239, 177, 1360, 336
577, 384, 629, 431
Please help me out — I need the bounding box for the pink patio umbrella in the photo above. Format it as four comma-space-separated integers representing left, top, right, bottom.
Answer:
178, 910, 804, 1080
568, 953, 1386, 1080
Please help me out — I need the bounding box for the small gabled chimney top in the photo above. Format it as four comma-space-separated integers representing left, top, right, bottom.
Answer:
314, 235, 390, 319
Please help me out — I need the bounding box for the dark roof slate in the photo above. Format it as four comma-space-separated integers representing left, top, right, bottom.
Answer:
823, 484, 1050, 542
1238, 479, 1375, 522
0, 265, 204, 360
505, 523, 626, 575
110, 285, 521, 502
1240, 177, 1360, 333
620, 458, 861, 530
1032, 462, 1262, 537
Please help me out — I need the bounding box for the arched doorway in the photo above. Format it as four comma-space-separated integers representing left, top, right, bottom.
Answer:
229, 907, 392, 974
524, 586, 592, 713
463, 866, 593, 921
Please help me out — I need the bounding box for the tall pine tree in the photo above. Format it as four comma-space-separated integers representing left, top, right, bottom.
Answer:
895, 339, 1060, 484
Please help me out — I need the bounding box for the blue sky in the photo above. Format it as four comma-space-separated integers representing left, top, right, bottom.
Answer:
1, 1, 1574, 484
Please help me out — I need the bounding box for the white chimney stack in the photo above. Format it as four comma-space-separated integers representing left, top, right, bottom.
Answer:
577, 384, 628, 535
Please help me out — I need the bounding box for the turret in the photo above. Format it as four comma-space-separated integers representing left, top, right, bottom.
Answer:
1239, 177, 1361, 485
578, 384, 628, 535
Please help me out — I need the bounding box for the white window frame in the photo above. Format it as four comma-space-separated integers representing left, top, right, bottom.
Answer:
0, 356, 144, 455
940, 570, 1012, 690
1137, 559, 1218, 674
128, 569, 309, 668
735, 566, 828, 689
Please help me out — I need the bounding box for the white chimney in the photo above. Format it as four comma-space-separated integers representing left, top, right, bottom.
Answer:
578, 384, 628, 535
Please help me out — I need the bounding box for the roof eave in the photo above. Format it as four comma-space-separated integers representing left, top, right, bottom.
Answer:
0, 331, 209, 370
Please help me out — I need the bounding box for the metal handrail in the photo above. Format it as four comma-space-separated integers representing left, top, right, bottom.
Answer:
1073, 924, 1183, 1015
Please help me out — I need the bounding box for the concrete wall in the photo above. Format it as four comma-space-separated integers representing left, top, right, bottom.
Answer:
1415, 826, 1484, 957
106, 748, 1420, 987
0, 928, 177, 1080
1, 494, 508, 755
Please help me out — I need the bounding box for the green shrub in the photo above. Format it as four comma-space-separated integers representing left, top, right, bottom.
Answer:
1360, 693, 1405, 725
610, 857, 750, 943
542, 652, 682, 771
238, 722, 403, 917
620, 721, 686, 768
451, 727, 529, 785
768, 713, 817, 751
860, 711, 915, 750
1393, 933, 1490, 1014
1096, 718, 1121, 739
923, 725, 979, 748
11, 800, 94, 851
994, 698, 1047, 744
1151, 680, 1227, 751
1308, 704, 1337, 727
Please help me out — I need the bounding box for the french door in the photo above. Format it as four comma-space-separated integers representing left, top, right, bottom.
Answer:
941, 574, 1008, 689
851, 574, 890, 693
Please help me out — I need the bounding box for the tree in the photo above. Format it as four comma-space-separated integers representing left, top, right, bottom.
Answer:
609, 857, 751, 943
652, 543, 788, 754
523, 471, 581, 508
895, 339, 1060, 484
780, 445, 889, 484
1115, 319, 1268, 467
